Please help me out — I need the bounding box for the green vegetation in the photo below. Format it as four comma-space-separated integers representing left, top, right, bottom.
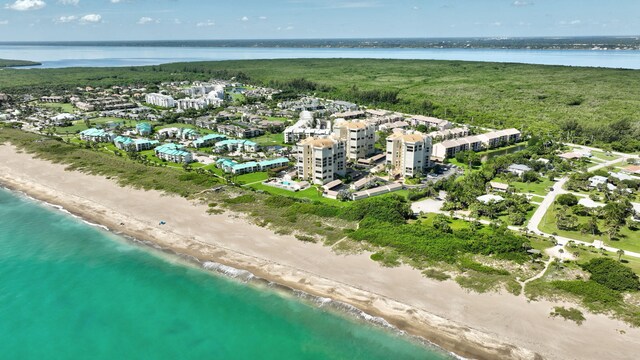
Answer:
540, 195, 639, 252
252, 132, 286, 146
2, 58, 640, 150
581, 257, 640, 292
550, 307, 586, 325
0, 59, 40, 68
526, 248, 640, 326
0, 128, 220, 197
33, 101, 76, 113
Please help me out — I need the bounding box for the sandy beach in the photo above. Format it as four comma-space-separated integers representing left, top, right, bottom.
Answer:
1, 144, 639, 360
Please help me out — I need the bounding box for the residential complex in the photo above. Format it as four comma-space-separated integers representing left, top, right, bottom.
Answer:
154, 143, 193, 163
296, 136, 346, 185
79, 128, 114, 143
191, 133, 227, 149
217, 157, 289, 175
284, 111, 331, 144
145, 93, 176, 108
386, 132, 433, 178
214, 139, 259, 153
332, 120, 376, 161
114, 136, 159, 152
432, 128, 522, 161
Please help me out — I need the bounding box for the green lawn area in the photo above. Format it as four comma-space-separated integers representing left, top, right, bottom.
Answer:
493, 177, 554, 197
249, 182, 348, 206
266, 116, 290, 122
590, 151, 621, 162
34, 102, 76, 113
253, 133, 287, 147
202, 164, 225, 176
236, 172, 269, 185
59, 117, 131, 134
417, 212, 471, 231
539, 198, 640, 252
568, 244, 640, 276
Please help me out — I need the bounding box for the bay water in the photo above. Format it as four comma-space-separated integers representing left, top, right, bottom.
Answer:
0, 187, 449, 359
1, 45, 639, 69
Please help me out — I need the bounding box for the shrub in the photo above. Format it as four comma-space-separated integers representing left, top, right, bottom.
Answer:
581, 258, 640, 292
223, 194, 256, 204
556, 193, 578, 207
550, 306, 586, 325
551, 280, 622, 307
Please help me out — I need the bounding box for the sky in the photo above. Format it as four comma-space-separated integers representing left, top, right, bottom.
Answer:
0, 0, 638, 41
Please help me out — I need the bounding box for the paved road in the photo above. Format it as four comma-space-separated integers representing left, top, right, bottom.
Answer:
526, 151, 640, 259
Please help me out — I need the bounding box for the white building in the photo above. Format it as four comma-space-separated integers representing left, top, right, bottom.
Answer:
332, 120, 376, 161
476, 128, 521, 149
145, 93, 175, 108
408, 115, 452, 131
386, 132, 433, 178
296, 136, 346, 185
284, 110, 331, 144
507, 164, 532, 176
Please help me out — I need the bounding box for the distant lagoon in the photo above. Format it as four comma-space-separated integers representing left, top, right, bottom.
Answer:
1, 45, 639, 69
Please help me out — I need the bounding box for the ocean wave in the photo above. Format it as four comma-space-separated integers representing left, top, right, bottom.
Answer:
202, 261, 255, 282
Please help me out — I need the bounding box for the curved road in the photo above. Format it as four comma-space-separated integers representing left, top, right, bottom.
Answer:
527, 153, 640, 258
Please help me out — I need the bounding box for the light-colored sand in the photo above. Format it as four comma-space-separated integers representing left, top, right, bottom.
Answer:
1, 144, 639, 360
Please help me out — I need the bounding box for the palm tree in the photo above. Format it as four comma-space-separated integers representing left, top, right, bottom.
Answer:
617, 249, 625, 262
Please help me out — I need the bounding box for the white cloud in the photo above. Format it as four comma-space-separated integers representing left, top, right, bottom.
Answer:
137, 16, 154, 25
326, 1, 380, 9
0, 20, 8, 25
173, 18, 181, 25
58, 0, 78, 5
258, 16, 267, 20
512, 0, 532, 6
241, 16, 249, 21
110, 0, 122, 3
79, 13, 101, 24
196, 20, 215, 27
54, 15, 77, 23
5, 0, 46, 11
559, 19, 581, 26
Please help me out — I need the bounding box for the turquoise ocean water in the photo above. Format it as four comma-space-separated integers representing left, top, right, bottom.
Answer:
0, 187, 450, 359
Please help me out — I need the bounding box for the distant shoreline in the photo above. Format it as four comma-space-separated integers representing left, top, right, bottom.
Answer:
0, 59, 41, 68
1, 36, 639, 50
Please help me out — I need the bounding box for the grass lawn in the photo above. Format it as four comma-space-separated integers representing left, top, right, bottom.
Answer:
493, 176, 554, 197
236, 172, 269, 185
202, 164, 225, 176
539, 199, 640, 252
417, 212, 471, 231
253, 133, 287, 147
249, 182, 348, 206
266, 116, 290, 122
568, 244, 640, 276
590, 151, 621, 162
60, 117, 131, 134
35, 102, 75, 113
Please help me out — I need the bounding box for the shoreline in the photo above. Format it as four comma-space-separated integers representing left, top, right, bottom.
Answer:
2, 144, 640, 359
7, 185, 450, 356
0, 177, 502, 360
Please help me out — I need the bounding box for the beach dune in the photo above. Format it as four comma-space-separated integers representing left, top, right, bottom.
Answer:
1, 144, 639, 360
